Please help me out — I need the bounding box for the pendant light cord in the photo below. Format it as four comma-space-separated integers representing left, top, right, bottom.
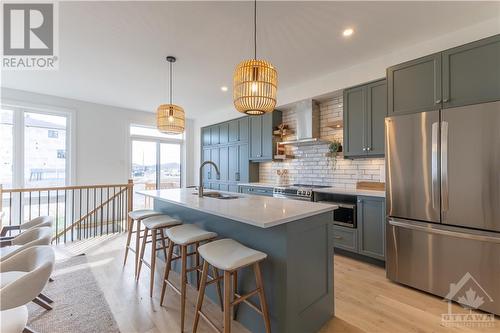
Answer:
254, 0, 257, 59
169, 61, 173, 104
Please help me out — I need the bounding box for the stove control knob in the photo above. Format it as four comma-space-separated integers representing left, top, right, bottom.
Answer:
307, 191, 311, 196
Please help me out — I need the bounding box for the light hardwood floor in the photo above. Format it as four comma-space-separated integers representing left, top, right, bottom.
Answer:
56, 234, 498, 333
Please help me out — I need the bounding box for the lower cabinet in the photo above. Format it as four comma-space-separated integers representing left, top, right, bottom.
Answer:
333, 196, 385, 261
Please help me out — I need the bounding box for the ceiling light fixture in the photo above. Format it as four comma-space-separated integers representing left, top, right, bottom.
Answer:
233, 0, 277, 116
343, 28, 354, 37
221, 86, 228, 92
157, 56, 185, 134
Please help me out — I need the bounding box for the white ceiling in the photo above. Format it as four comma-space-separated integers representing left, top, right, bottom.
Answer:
2, 1, 499, 118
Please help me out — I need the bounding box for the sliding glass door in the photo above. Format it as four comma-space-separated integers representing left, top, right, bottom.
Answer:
160, 143, 181, 189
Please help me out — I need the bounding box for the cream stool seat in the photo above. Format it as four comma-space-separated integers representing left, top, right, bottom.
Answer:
127, 209, 163, 221
166, 224, 217, 246
141, 215, 181, 229
0, 306, 28, 333
198, 239, 267, 271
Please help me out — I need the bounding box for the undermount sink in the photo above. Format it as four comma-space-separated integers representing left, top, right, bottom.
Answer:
193, 191, 240, 200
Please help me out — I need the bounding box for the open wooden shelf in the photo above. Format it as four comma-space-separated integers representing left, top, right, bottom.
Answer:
274, 154, 295, 160
325, 120, 343, 129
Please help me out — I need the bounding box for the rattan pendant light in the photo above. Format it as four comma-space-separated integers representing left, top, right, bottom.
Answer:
157, 56, 185, 134
233, 0, 277, 115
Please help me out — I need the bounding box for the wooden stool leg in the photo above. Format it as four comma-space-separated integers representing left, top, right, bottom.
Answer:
192, 261, 210, 333
134, 218, 141, 276
160, 228, 168, 259
150, 228, 157, 297
213, 266, 223, 311
180, 245, 188, 332
223, 270, 232, 333
254, 263, 271, 333
232, 271, 238, 319
123, 219, 134, 266
195, 242, 200, 290
160, 239, 175, 306
136, 227, 149, 280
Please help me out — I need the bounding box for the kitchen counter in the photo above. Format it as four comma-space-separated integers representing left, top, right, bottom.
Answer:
137, 188, 335, 333
238, 183, 385, 197
314, 187, 385, 198
138, 188, 336, 228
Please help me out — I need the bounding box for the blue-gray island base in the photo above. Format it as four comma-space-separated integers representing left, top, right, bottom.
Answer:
144, 190, 335, 333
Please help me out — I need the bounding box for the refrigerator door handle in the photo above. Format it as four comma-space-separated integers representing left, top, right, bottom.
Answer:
388, 218, 500, 243
431, 122, 439, 209
441, 121, 449, 213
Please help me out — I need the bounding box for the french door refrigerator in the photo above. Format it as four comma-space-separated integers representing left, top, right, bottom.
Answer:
385, 101, 500, 315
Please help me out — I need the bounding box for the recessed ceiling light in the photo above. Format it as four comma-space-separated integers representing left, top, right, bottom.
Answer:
221, 86, 228, 92
343, 28, 354, 37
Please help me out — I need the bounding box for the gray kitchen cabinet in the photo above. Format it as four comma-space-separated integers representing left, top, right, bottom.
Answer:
332, 225, 358, 253
219, 146, 229, 182
219, 123, 229, 144
210, 126, 220, 146
357, 196, 385, 261
202, 148, 211, 182
228, 119, 239, 142
238, 117, 249, 142
344, 79, 386, 158
228, 144, 250, 183
228, 185, 239, 193
442, 34, 500, 108
202, 127, 211, 146
387, 53, 442, 115
249, 111, 282, 161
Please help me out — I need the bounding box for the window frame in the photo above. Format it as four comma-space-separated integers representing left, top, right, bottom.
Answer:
129, 124, 184, 189
1, 100, 75, 189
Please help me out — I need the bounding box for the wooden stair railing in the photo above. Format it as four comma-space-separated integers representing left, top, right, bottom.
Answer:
0, 180, 134, 244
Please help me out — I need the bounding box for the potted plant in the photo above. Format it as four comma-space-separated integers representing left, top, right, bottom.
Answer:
328, 140, 342, 169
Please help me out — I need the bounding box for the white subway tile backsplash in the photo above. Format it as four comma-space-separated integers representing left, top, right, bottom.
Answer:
259, 96, 385, 188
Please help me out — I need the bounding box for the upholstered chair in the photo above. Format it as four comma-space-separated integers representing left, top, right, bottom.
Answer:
0, 227, 53, 262
0, 216, 54, 238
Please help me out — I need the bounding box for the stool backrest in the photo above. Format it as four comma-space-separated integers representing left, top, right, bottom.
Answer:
1, 227, 53, 262
22, 216, 54, 230
0, 245, 55, 310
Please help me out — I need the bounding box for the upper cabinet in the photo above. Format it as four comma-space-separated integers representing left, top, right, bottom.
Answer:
442, 34, 500, 108
387, 53, 441, 115
202, 117, 249, 147
249, 111, 282, 161
388, 34, 500, 115
344, 79, 387, 158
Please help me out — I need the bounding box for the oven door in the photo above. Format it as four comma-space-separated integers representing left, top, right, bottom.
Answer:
318, 202, 357, 228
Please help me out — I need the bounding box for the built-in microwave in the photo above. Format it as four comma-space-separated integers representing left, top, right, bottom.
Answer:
319, 201, 357, 228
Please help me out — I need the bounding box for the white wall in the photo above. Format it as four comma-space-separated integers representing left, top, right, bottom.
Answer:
1, 87, 157, 186
191, 18, 500, 182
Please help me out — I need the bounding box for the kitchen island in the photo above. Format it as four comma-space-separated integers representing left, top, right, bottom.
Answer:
138, 188, 336, 333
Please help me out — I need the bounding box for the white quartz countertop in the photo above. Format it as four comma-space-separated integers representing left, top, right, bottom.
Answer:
137, 188, 336, 228
237, 183, 385, 198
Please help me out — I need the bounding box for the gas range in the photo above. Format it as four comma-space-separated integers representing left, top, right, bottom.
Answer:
273, 184, 330, 201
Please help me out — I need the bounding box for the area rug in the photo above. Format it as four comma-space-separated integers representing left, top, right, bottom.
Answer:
27, 254, 120, 333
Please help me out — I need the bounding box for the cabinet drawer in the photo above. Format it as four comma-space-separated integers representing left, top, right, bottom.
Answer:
240, 186, 274, 197
332, 225, 358, 253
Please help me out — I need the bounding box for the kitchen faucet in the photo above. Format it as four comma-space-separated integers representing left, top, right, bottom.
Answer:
198, 161, 220, 198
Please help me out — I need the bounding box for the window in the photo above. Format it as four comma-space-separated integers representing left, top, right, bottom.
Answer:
0, 106, 71, 189
130, 125, 183, 209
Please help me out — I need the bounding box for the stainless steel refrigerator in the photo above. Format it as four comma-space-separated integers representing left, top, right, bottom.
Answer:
385, 101, 500, 315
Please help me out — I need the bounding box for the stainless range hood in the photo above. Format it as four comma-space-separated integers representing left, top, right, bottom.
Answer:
281, 99, 324, 145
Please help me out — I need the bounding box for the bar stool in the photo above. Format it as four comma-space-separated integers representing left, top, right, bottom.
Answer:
136, 215, 182, 296
193, 239, 271, 333
124, 209, 163, 275
160, 224, 221, 332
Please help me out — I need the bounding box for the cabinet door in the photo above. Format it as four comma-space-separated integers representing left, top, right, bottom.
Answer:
209, 148, 220, 181
228, 185, 239, 193
219, 184, 229, 192
238, 144, 249, 182
261, 113, 274, 159
344, 86, 366, 157
219, 123, 229, 144
249, 116, 262, 159
202, 148, 211, 182
228, 145, 239, 182
219, 146, 229, 182
358, 196, 385, 261
202, 127, 211, 146
210, 126, 220, 145
387, 53, 442, 115
366, 80, 387, 156
238, 117, 249, 142
228, 120, 239, 142
443, 35, 500, 108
